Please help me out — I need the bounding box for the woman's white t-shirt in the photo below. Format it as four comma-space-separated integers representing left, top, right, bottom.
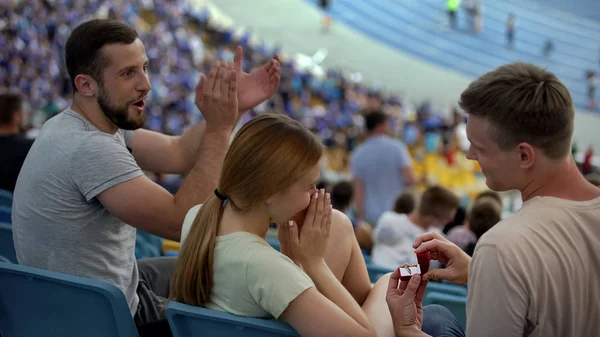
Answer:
180, 205, 314, 318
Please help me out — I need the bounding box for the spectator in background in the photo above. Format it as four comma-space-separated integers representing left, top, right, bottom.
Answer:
393, 191, 416, 215
371, 186, 459, 269
463, 197, 502, 256
447, 190, 502, 250
446, 0, 460, 30
582, 145, 595, 175
319, 0, 333, 33
543, 39, 555, 57
586, 71, 597, 110
473, 1, 482, 34
351, 111, 418, 225
0, 93, 34, 192
331, 180, 374, 252
506, 13, 516, 49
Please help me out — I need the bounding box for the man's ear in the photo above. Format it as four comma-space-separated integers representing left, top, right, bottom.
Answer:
517, 142, 536, 169
73, 74, 99, 97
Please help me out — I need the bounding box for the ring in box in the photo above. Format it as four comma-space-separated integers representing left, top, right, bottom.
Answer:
399, 251, 430, 281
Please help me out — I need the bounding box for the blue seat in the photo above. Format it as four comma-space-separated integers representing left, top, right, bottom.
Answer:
0, 223, 16, 264
0, 189, 12, 208
164, 250, 180, 257
0, 205, 11, 224
136, 229, 162, 257
265, 237, 281, 252
426, 282, 468, 297
366, 263, 394, 283
135, 235, 160, 259
361, 249, 371, 264
0, 255, 11, 263
423, 292, 467, 329
135, 231, 162, 258
166, 301, 299, 337
0, 263, 138, 337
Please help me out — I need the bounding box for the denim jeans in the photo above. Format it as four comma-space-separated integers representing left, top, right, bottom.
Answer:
421, 304, 466, 337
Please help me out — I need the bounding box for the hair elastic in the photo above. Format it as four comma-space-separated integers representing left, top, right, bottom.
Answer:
214, 189, 228, 201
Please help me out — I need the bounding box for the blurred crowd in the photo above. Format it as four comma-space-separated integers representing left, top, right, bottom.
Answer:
1, 0, 596, 191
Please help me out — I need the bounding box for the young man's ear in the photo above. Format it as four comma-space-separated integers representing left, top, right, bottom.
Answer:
73, 74, 99, 97
517, 142, 535, 169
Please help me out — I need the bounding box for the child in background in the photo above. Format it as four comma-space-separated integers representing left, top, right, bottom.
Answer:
371, 186, 459, 269
331, 180, 374, 252
447, 190, 502, 252
463, 197, 502, 256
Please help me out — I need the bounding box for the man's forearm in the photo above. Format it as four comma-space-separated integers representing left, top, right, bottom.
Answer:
177, 111, 247, 174
171, 127, 232, 234
176, 121, 207, 174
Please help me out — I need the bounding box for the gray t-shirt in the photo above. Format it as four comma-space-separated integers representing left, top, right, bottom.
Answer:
12, 108, 144, 315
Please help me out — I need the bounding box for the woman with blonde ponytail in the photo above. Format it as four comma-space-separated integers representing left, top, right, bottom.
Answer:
170, 113, 378, 337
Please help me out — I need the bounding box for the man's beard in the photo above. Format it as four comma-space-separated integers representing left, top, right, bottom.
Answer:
97, 86, 145, 130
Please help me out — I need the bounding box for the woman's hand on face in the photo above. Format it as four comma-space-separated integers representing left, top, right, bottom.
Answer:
286, 189, 332, 269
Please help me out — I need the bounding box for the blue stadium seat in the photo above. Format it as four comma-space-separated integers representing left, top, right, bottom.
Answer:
426, 282, 468, 297
266, 237, 281, 251
0, 189, 12, 207
164, 250, 180, 257
0, 263, 138, 337
422, 292, 467, 329
166, 301, 299, 337
366, 262, 394, 283
135, 230, 162, 258
361, 249, 371, 264
0, 223, 16, 264
0, 206, 11, 224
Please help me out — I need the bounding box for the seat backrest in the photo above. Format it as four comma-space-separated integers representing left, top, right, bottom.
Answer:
0, 263, 138, 337
136, 230, 162, 257
0, 206, 11, 224
366, 263, 394, 283
0, 223, 16, 264
0, 189, 12, 208
166, 301, 299, 337
423, 292, 467, 329
265, 236, 281, 252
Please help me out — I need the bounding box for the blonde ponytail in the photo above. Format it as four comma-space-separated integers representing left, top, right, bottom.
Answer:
170, 194, 224, 306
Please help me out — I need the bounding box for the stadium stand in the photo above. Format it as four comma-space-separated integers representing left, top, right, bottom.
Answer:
1, 0, 599, 337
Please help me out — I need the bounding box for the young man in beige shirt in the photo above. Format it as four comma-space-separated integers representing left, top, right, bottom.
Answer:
386, 63, 600, 337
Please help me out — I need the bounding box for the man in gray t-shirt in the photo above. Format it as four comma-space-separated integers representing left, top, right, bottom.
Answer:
12, 19, 280, 336
14, 109, 143, 313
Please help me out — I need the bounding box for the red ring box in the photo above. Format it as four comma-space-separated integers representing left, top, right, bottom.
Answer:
399, 252, 430, 281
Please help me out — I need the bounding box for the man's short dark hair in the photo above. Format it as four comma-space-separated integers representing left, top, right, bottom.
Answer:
460, 63, 574, 159
66, 19, 139, 92
364, 111, 387, 132
0, 93, 24, 126
332, 181, 353, 210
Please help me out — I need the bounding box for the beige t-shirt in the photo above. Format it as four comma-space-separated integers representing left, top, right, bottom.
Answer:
181, 205, 314, 319
467, 196, 600, 337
